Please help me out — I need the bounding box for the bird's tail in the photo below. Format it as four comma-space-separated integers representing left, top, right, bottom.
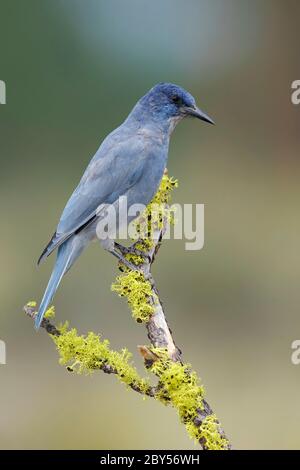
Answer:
35, 236, 83, 329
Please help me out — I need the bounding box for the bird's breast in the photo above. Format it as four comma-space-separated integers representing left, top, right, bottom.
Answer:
137, 127, 166, 147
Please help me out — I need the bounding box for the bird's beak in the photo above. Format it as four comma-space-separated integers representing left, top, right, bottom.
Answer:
185, 106, 215, 125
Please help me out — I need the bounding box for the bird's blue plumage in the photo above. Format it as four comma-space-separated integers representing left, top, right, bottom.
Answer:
36, 83, 214, 329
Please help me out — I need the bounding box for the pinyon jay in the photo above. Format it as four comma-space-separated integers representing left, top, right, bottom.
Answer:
36, 83, 214, 329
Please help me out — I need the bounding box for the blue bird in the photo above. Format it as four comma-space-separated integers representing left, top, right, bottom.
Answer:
36, 83, 214, 329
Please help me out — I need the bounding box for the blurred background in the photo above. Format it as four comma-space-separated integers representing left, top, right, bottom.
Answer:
0, 0, 300, 450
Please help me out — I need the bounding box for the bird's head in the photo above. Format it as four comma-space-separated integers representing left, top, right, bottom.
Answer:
137, 83, 214, 131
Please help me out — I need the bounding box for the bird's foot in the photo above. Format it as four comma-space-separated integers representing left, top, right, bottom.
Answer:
108, 246, 144, 273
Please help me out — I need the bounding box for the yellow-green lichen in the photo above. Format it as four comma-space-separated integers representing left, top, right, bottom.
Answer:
134, 174, 178, 242
150, 348, 205, 415
111, 270, 157, 323
124, 252, 145, 266
25, 301, 55, 320
111, 175, 177, 322
186, 414, 229, 450
148, 348, 228, 450
152, 174, 178, 205
51, 325, 150, 394
44, 305, 55, 319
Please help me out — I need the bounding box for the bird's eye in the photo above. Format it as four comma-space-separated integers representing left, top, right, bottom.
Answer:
171, 95, 182, 105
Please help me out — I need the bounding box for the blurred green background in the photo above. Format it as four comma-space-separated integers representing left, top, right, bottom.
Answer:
1, 0, 300, 450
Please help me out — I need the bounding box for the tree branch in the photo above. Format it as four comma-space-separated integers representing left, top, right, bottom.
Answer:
111, 171, 231, 450
24, 303, 157, 398
24, 170, 231, 450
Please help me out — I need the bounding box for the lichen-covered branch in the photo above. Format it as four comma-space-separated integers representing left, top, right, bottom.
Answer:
24, 303, 156, 397
111, 173, 181, 360
110, 171, 231, 450
24, 171, 231, 450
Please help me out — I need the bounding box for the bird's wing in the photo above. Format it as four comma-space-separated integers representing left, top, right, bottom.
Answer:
38, 134, 146, 263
